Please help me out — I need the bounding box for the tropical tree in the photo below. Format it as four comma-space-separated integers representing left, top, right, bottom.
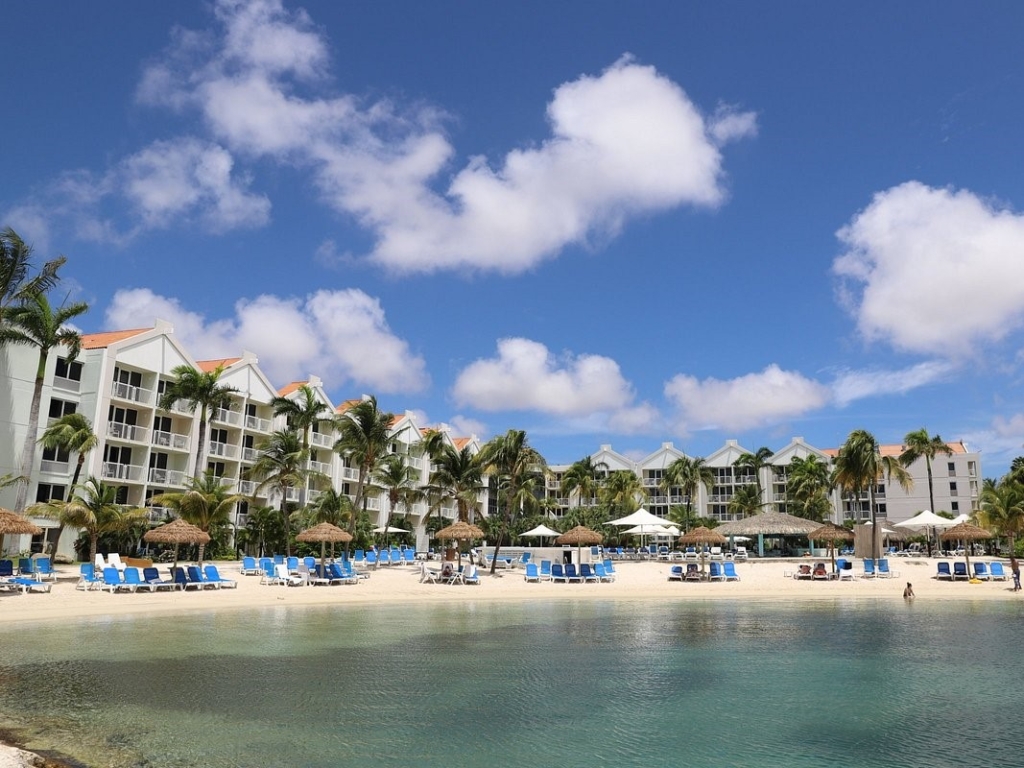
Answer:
832, 429, 913, 560
332, 396, 395, 536
158, 364, 236, 479
0, 227, 66, 313
236, 505, 285, 558
251, 430, 316, 558
665, 455, 715, 528
428, 443, 484, 523
35, 413, 99, 552
733, 446, 774, 494
149, 471, 244, 566
978, 477, 1024, 553
899, 428, 953, 517
371, 454, 423, 544
560, 456, 608, 511
478, 429, 547, 574
727, 484, 767, 518
599, 469, 647, 519
31, 476, 146, 564
1, 290, 88, 513
272, 384, 332, 451
786, 454, 833, 521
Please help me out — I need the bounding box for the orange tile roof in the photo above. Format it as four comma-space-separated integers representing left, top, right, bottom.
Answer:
80, 328, 149, 349
196, 357, 241, 372
335, 399, 360, 414
452, 437, 472, 450
277, 381, 308, 397
823, 441, 966, 457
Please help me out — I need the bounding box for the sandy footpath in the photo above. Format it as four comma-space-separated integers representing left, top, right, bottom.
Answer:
1, 554, 1018, 766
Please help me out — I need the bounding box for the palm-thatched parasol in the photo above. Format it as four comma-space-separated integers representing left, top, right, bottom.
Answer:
808, 522, 854, 573
679, 526, 726, 573
940, 522, 993, 580
0, 508, 44, 556
143, 518, 210, 568
436, 521, 485, 565
716, 511, 820, 556
555, 525, 604, 566
296, 522, 352, 573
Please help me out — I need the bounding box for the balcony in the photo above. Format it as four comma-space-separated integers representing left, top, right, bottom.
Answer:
308, 460, 331, 475
148, 467, 186, 486
166, 398, 192, 415
52, 375, 81, 393
341, 466, 359, 481
244, 414, 271, 432
151, 430, 190, 452
212, 408, 242, 427
208, 441, 238, 459
111, 381, 152, 404
40, 459, 70, 475
238, 480, 257, 495
147, 506, 173, 523
404, 455, 424, 470
241, 447, 259, 462
310, 431, 333, 449
107, 422, 148, 443
101, 462, 145, 482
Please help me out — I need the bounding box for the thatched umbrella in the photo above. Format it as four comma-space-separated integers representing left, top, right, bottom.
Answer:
436, 521, 485, 565
296, 522, 352, 573
679, 526, 726, 574
940, 522, 993, 580
555, 525, 604, 566
143, 518, 210, 569
0, 508, 44, 557
808, 522, 854, 573
716, 511, 821, 556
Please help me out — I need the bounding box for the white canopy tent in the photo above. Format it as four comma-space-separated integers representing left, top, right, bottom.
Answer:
607, 508, 668, 527
520, 524, 561, 539
893, 509, 959, 555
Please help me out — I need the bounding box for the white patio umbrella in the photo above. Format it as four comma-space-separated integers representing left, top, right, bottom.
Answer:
520, 524, 561, 538
623, 524, 673, 536
893, 509, 958, 554
607, 508, 667, 527
373, 526, 408, 534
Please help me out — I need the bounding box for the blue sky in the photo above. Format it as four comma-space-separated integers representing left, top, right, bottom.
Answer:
5, 0, 1024, 476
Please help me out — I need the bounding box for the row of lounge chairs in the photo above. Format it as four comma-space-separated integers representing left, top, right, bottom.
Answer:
668, 562, 741, 581
936, 561, 1009, 581
77, 563, 237, 592
420, 562, 481, 584
522, 560, 616, 583
258, 560, 362, 586
790, 558, 899, 580
0, 557, 58, 581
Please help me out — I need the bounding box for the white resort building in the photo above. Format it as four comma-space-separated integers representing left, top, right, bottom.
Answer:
1, 319, 982, 558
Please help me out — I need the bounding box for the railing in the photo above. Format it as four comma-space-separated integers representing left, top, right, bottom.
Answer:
409, 501, 428, 516
111, 381, 152, 404
341, 467, 359, 481
52, 375, 81, 393
245, 415, 271, 432
148, 467, 186, 486
40, 459, 70, 474
148, 506, 172, 523
101, 462, 145, 482
151, 430, 189, 451
107, 422, 147, 442
216, 476, 236, 489
212, 408, 242, 427
238, 480, 257, 495
405, 455, 423, 470
208, 441, 238, 459
285, 487, 300, 502
308, 460, 331, 474
241, 447, 259, 462
365, 497, 380, 511
167, 398, 192, 415
310, 432, 333, 448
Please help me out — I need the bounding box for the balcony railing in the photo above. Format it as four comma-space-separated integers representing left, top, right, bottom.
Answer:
241, 447, 259, 462
341, 466, 359, 481
52, 375, 81, 393
310, 431, 333, 448
208, 441, 238, 459
308, 460, 331, 475
40, 459, 70, 475
108, 422, 147, 442
148, 506, 173, 523
151, 430, 190, 451
148, 467, 186, 486
111, 381, 152, 404
238, 480, 257, 495
212, 408, 242, 427
101, 462, 145, 482
245, 414, 271, 432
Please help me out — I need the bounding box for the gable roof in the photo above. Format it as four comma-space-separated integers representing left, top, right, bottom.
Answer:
196, 357, 242, 373
80, 328, 149, 349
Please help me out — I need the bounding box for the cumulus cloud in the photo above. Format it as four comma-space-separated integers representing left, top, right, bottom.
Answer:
135, 0, 755, 273
664, 364, 831, 432
830, 360, 955, 406
105, 287, 427, 393
834, 181, 1024, 356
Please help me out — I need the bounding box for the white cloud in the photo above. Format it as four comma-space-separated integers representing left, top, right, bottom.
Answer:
834, 181, 1024, 356
664, 364, 830, 432
105, 287, 427, 393
448, 415, 487, 440
452, 337, 643, 418
136, 1, 755, 273
830, 360, 956, 406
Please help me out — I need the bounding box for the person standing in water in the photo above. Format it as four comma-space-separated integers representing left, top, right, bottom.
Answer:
1010, 555, 1020, 592
903, 582, 915, 599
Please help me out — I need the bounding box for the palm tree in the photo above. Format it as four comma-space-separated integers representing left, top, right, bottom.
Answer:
36, 413, 98, 552
1, 290, 88, 513
31, 476, 146, 563
371, 454, 423, 545
560, 456, 608, 511
599, 469, 647, 518
832, 429, 913, 560
332, 396, 395, 536
478, 429, 547, 574
158, 364, 236, 479
237, 505, 284, 558
978, 477, 1024, 553
149, 471, 244, 567
665, 455, 715, 529
900, 428, 953, 517
728, 484, 766, 518
250, 430, 315, 558
733, 446, 774, 495
272, 384, 332, 451
428, 443, 484, 523
786, 454, 833, 522
0, 227, 66, 312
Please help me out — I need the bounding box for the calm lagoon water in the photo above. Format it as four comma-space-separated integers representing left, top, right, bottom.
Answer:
1, 598, 1021, 767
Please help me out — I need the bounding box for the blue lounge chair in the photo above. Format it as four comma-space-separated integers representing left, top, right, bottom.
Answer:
579, 563, 600, 583
33, 557, 57, 581
602, 559, 616, 576
328, 563, 359, 585
143, 566, 181, 591
258, 557, 274, 575
564, 563, 584, 583
989, 561, 1009, 581
204, 564, 238, 588
463, 565, 480, 585
668, 564, 684, 581
524, 563, 541, 582
172, 567, 204, 590
972, 562, 990, 581
952, 562, 970, 581
77, 563, 102, 591
123, 567, 155, 592
836, 558, 854, 580
876, 559, 897, 578
101, 566, 133, 593
303, 556, 317, 570
708, 562, 725, 581
684, 563, 701, 581
539, 560, 552, 581
18, 558, 35, 578
365, 551, 378, 567
353, 549, 365, 565
723, 562, 741, 581
0, 560, 13, 577
936, 561, 953, 580
862, 559, 876, 578
378, 550, 391, 567
3, 577, 52, 594
551, 563, 568, 583
240, 556, 261, 575
594, 563, 615, 582
403, 550, 416, 566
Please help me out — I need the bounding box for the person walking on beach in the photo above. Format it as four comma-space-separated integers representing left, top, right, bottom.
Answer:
1010, 555, 1021, 592
903, 582, 914, 599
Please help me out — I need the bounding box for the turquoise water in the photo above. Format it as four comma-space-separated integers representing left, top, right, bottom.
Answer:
0, 599, 1021, 767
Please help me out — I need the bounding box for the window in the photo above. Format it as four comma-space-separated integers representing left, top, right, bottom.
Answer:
951, 501, 960, 512
108, 406, 138, 425
41, 445, 71, 463
950, 481, 958, 497
104, 445, 133, 465
948, 461, 956, 477
153, 415, 171, 433
48, 398, 77, 419
114, 486, 129, 505
55, 356, 83, 380
149, 452, 169, 470
207, 461, 226, 477
113, 367, 142, 387
246, 403, 257, 417
210, 428, 228, 444
35, 483, 66, 503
